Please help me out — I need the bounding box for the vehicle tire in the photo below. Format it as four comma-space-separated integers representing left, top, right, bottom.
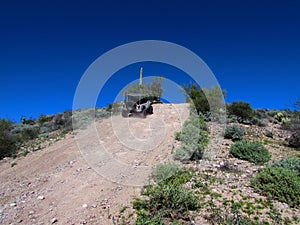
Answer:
149, 106, 153, 114
122, 109, 128, 117
143, 109, 147, 118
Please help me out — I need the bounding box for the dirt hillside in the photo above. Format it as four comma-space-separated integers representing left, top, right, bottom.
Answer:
0, 103, 189, 225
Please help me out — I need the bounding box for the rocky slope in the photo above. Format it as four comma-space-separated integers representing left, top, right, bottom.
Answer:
1, 103, 299, 224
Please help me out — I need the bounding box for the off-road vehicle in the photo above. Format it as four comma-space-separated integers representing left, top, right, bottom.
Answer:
122, 93, 159, 117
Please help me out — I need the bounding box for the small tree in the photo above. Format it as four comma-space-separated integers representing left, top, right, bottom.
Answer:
227, 101, 255, 122
183, 83, 226, 115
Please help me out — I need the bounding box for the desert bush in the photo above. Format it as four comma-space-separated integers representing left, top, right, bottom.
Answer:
265, 130, 274, 138
173, 114, 209, 162
38, 114, 52, 124
282, 118, 300, 132
39, 122, 58, 134
173, 121, 209, 162
230, 141, 271, 165
253, 110, 272, 126
20, 126, 39, 141
251, 116, 268, 127
255, 108, 269, 119
287, 132, 300, 148
183, 83, 209, 114
272, 157, 300, 173
72, 109, 94, 129
183, 83, 226, 118
0, 119, 18, 159
21, 116, 35, 125
251, 167, 300, 208
227, 101, 255, 123
173, 128, 208, 161
152, 163, 182, 183
224, 124, 245, 141
95, 108, 110, 118
62, 111, 73, 131
11, 124, 40, 141
133, 168, 199, 223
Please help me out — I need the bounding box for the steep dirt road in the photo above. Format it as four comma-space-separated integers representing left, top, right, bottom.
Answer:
0, 103, 189, 224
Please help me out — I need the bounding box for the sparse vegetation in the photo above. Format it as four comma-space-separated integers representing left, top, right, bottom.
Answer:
251, 166, 300, 208
224, 124, 245, 141
152, 163, 182, 183
0, 107, 111, 160
173, 114, 209, 162
133, 166, 199, 224
2, 88, 300, 224
271, 157, 300, 174
183, 83, 226, 119
230, 140, 271, 165
287, 131, 300, 149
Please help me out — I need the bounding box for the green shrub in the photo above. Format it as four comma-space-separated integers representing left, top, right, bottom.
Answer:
133, 166, 199, 223
287, 132, 300, 148
173, 129, 208, 161
282, 117, 300, 132
251, 116, 268, 127
224, 124, 245, 141
20, 126, 39, 141
174, 131, 181, 141
133, 183, 198, 222
135, 214, 164, 225
95, 108, 110, 118
152, 163, 182, 183
227, 101, 255, 123
173, 115, 209, 162
38, 114, 52, 124
183, 83, 226, 117
230, 141, 271, 165
0, 119, 18, 159
21, 116, 35, 125
272, 157, 300, 173
251, 167, 300, 208
265, 130, 274, 138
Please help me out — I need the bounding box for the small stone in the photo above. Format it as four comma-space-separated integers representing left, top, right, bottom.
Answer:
37, 196, 45, 200
29, 210, 34, 215
50, 217, 57, 224
91, 204, 97, 208
10, 202, 17, 207
82, 204, 88, 208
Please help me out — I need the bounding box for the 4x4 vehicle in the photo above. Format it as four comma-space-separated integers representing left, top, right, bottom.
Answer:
122, 93, 158, 117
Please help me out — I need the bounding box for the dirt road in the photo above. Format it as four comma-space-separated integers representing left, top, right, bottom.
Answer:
0, 103, 189, 224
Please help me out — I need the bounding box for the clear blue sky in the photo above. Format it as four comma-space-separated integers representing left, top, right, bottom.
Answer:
0, 0, 299, 121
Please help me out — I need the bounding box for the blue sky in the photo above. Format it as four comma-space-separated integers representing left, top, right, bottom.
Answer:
0, 0, 299, 121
